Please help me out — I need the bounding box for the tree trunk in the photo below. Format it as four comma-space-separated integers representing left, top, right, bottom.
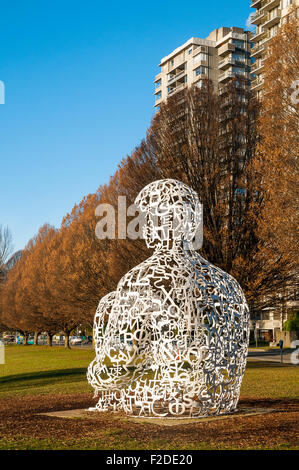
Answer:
23, 332, 29, 345
47, 332, 53, 347
34, 331, 40, 345
64, 332, 71, 349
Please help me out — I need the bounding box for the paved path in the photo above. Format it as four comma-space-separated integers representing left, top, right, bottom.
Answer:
247, 348, 296, 364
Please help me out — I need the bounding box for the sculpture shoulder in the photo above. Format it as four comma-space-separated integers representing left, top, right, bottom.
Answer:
116, 253, 163, 290
95, 291, 117, 316
193, 255, 247, 303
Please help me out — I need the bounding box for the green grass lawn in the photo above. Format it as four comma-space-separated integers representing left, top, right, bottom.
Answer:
0, 345, 94, 397
0, 344, 298, 399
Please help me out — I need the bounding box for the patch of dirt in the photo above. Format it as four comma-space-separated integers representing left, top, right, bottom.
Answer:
0, 395, 298, 448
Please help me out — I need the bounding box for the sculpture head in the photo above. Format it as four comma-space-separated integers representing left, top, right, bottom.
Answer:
135, 179, 202, 250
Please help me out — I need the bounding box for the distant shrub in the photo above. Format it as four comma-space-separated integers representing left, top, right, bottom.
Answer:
283, 311, 299, 332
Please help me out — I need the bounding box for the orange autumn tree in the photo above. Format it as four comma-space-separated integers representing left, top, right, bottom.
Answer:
0, 225, 79, 346
1, 250, 34, 344
44, 194, 111, 336
34, 226, 87, 348
20, 225, 80, 347
252, 13, 299, 313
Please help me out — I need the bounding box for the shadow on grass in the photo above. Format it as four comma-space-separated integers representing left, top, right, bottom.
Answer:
0, 365, 138, 392
0, 368, 87, 389
246, 361, 296, 369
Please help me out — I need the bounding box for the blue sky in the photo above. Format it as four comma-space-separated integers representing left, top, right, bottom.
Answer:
0, 0, 252, 252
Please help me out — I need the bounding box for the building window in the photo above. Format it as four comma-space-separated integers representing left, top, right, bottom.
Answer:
233, 53, 246, 63
232, 39, 245, 49
188, 47, 192, 54
269, 7, 279, 20
193, 52, 208, 64
232, 66, 245, 76
170, 59, 174, 66
270, 25, 279, 37
195, 66, 207, 76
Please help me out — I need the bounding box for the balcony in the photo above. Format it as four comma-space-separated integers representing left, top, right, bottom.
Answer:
195, 45, 209, 54
251, 59, 265, 73
218, 43, 235, 57
261, 31, 272, 48
251, 45, 264, 58
251, 0, 263, 7
219, 56, 247, 70
218, 56, 234, 70
168, 69, 186, 84
250, 27, 267, 43
194, 73, 207, 84
168, 82, 187, 97
251, 10, 265, 25
154, 93, 162, 107
251, 33, 270, 58
219, 71, 233, 83
169, 60, 186, 74
263, 10, 281, 29
251, 77, 264, 91
219, 79, 247, 95
219, 70, 247, 83
193, 58, 208, 68
262, 0, 280, 12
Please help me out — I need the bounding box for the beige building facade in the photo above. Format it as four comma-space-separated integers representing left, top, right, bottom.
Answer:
250, 0, 299, 98
154, 27, 251, 108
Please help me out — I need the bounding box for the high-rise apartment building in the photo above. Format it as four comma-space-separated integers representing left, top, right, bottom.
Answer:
250, 0, 299, 98
154, 27, 251, 108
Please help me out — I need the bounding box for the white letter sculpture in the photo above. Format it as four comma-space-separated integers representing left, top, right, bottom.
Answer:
87, 179, 249, 418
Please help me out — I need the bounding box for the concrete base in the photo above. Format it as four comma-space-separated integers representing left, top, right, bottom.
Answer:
38, 407, 276, 425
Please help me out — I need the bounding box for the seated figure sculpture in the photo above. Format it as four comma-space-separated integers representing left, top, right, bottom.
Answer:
87, 179, 250, 418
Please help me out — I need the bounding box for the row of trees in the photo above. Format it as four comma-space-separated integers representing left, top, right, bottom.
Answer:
0, 18, 298, 347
